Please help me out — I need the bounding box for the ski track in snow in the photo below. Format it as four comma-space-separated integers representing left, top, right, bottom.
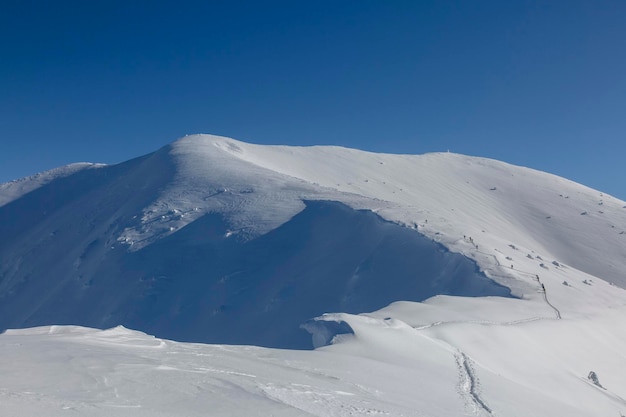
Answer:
541, 286, 562, 319
581, 377, 626, 409
455, 353, 493, 416
413, 316, 545, 330
409, 325, 495, 416
472, 246, 563, 320
415, 327, 495, 416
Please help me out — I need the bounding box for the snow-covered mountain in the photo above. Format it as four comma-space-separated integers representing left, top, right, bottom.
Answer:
1, 134, 626, 416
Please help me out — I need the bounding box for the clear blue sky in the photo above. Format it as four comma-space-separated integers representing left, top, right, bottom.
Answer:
2, 1, 625, 199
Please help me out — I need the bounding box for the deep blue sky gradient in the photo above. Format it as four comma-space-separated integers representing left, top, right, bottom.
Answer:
1, 1, 625, 199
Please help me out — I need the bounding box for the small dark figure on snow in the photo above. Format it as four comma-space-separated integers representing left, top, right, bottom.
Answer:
587, 371, 604, 389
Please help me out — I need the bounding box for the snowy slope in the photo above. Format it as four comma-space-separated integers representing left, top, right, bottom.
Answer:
3, 134, 625, 286
204, 135, 626, 288
2, 134, 626, 415
0, 162, 103, 207
2, 303, 626, 417
0, 139, 506, 347
1, 134, 625, 344
109, 134, 626, 288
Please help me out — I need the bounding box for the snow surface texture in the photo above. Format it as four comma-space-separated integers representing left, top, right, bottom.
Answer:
2, 134, 626, 415
2, 308, 626, 417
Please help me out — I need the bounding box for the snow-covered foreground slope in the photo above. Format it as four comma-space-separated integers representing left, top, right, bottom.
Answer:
2, 298, 626, 417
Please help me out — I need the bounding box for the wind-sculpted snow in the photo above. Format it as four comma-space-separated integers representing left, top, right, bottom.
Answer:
0, 199, 510, 348
301, 314, 356, 348
207, 135, 626, 288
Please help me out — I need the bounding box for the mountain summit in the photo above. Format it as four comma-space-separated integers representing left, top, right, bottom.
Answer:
1, 135, 625, 348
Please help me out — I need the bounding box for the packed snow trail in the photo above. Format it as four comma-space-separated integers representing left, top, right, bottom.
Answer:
413, 316, 545, 330
409, 323, 496, 416
541, 285, 562, 319
534, 274, 561, 320
472, 244, 563, 320
456, 352, 493, 416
